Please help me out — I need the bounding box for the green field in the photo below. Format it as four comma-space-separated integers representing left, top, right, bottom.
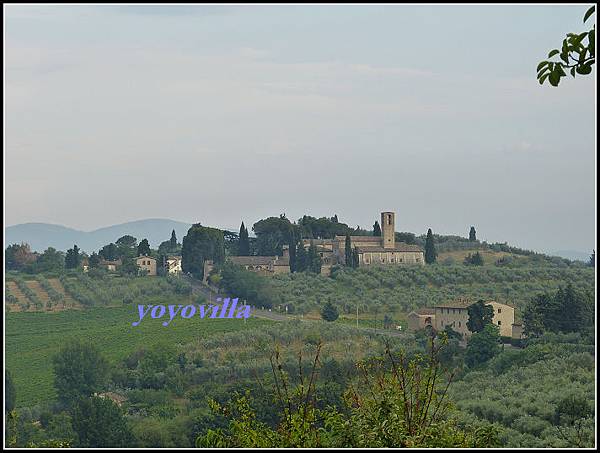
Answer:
5, 305, 272, 408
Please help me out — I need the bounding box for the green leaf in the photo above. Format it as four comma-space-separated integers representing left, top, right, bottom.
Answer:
547, 49, 560, 58
539, 73, 550, 84
583, 6, 595, 24
548, 70, 560, 86
576, 64, 592, 75
570, 67, 576, 77
537, 61, 549, 71
555, 64, 566, 77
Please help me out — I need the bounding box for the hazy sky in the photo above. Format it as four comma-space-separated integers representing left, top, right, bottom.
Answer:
4, 4, 596, 254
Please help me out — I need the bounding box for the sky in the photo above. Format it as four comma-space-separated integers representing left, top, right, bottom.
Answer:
4, 4, 596, 254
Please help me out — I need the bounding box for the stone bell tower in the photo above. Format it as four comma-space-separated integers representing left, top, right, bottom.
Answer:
381, 212, 395, 249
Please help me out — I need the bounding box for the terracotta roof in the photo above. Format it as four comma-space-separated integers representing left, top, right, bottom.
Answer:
409, 308, 435, 316
434, 299, 515, 310
335, 236, 382, 242
229, 256, 276, 266
355, 243, 423, 253
434, 298, 475, 309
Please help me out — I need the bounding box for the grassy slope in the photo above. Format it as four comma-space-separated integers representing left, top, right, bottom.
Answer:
5, 304, 271, 407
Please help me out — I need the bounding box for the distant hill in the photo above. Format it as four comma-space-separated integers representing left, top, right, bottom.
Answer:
5, 219, 193, 253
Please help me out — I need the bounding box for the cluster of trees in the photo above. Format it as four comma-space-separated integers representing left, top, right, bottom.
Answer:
216, 262, 277, 308
523, 284, 594, 337
464, 251, 485, 266
181, 224, 225, 279
5, 229, 183, 278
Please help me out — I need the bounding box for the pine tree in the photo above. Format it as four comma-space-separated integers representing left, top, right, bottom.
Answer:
373, 221, 382, 237
424, 229, 437, 264
469, 226, 477, 241
238, 222, 250, 256
169, 229, 177, 250
345, 234, 352, 266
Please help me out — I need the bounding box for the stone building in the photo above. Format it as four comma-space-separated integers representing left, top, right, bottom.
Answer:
432, 298, 516, 339
99, 259, 122, 272
407, 308, 436, 331
136, 256, 157, 276
203, 255, 290, 282
298, 212, 424, 271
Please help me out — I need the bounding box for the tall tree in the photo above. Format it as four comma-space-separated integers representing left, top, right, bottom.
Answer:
115, 235, 137, 260
352, 247, 360, 268
295, 242, 308, 272
169, 229, 177, 250
99, 243, 118, 261
466, 300, 494, 333
238, 222, 250, 256
373, 221, 382, 237
424, 229, 437, 264
29, 247, 64, 273
589, 250, 595, 267
469, 226, 477, 241
137, 238, 151, 256
65, 245, 81, 269
344, 234, 352, 266
181, 224, 225, 279
52, 340, 109, 407
307, 241, 322, 274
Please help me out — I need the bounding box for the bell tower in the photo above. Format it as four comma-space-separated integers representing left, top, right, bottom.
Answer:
381, 212, 395, 249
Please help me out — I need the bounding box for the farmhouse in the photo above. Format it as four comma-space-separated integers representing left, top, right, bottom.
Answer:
136, 256, 157, 276
203, 255, 290, 282
407, 308, 435, 331
99, 259, 122, 272
407, 298, 521, 340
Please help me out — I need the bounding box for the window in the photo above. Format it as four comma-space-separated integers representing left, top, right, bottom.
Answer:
498, 320, 502, 326
387, 215, 392, 225
458, 321, 461, 327
498, 308, 502, 313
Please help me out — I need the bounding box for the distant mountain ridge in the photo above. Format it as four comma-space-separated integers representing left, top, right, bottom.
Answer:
5, 219, 194, 253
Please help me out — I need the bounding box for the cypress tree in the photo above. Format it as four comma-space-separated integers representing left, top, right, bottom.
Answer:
307, 241, 322, 274
469, 226, 477, 241
169, 229, 177, 250
238, 222, 250, 256
295, 242, 307, 272
345, 234, 352, 266
425, 228, 437, 264
373, 221, 382, 237
352, 247, 360, 268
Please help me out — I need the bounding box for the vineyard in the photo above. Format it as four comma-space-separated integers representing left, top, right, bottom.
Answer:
5, 305, 272, 408
4, 273, 194, 312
